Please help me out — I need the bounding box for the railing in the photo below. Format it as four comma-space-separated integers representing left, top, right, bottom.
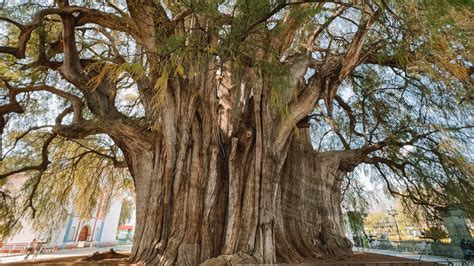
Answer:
330, 262, 472, 266
367, 240, 468, 259
0, 243, 28, 253
46, 241, 118, 253
0, 241, 118, 254
353, 245, 473, 266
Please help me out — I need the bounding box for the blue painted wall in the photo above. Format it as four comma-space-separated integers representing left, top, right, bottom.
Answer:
98, 220, 105, 241
62, 216, 74, 243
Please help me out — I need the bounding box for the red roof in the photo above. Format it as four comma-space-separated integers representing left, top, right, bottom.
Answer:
119, 225, 133, 230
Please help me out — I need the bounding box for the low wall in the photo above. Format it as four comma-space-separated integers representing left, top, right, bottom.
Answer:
431, 242, 464, 259
371, 239, 466, 259
0, 241, 117, 254
371, 240, 432, 254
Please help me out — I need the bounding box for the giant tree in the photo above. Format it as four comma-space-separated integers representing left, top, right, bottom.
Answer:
0, 0, 473, 264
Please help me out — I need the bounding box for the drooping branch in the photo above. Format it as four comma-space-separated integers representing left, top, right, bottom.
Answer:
372, 163, 444, 209
0, 132, 57, 180
334, 95, 368, 143
67, 138, 127, 168
362, 156, 408, 174
364, 48, 473, 82
361, 126, 473, 155
1, 125, 54, 160
355, 122, 473, 212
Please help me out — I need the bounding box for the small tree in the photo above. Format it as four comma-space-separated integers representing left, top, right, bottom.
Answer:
118, 197, 134, 227
347, 211, 367, 246
424, 227, 448, 242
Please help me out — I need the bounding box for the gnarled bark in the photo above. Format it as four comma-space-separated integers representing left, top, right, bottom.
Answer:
2, 1, 471, 265
117, 99, 356, 265
276, 129, 354, 262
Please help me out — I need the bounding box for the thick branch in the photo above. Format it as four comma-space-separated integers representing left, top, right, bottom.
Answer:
365, 52, 408, 69
1, 83, 84, 123
53, 121, 104, 139
322, 8, 378, 116
0, 17, 24, 29
274, 75, 321, 153
0, 6, 136, 59
275, 55, 342, 153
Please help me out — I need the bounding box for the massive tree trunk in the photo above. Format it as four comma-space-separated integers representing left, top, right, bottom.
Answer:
276, 129, 354, 262
105, 9, 361, 264
124, 129, 356, 265
3, 1, 470, 265
113, 69, 358, 264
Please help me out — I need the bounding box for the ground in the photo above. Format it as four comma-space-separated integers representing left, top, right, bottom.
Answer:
2, 251, 443, 265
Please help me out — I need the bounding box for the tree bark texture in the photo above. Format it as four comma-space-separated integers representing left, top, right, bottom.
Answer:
3, 1, 467, 265
116, 67, 356, 264
0, 3, 363, 264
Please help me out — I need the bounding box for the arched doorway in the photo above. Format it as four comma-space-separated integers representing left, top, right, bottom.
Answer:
78, 225, 90, 241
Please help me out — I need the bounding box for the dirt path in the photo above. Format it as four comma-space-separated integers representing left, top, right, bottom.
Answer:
3, 251, 440, 265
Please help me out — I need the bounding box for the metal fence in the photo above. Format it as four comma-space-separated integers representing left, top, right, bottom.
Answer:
351, 246, 473, 266
325, 262, 473, 266
361, 240, 470, 259
0, 241, 118, 255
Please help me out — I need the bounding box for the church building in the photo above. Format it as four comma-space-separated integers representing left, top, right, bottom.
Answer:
0, 174, 123, 252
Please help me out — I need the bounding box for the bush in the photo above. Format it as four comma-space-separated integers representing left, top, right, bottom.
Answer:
424, 227, 448, 242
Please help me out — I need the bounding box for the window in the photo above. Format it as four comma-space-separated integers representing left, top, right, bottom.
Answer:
68, 226, 76, 241
95, 227, 101, 241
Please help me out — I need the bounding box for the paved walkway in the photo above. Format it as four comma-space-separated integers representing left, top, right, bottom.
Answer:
0, 244, 132, 264
354, 247, 473, 264
1, 246, 471, 265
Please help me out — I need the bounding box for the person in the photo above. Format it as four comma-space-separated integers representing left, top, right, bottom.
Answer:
23, 238, 37, 260
32, 239, 45, 259
353, 235, 360, 247
368, 234, 374, 244
460, 238, 473, 260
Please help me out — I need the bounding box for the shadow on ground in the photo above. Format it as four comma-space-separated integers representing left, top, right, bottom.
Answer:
3, 250, 444, 265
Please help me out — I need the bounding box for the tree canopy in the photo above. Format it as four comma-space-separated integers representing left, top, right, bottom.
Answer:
0, 0, 472, 253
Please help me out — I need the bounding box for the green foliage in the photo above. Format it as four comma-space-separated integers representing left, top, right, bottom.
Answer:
257, 60, 292, 117
0, 131, 132, 238
347, 211, 367, 236
118, 197, 134, 226
364, 212, 391, 233
341, 170, 372, 214
424, 226, 448, 242
0, 192, 17, 240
